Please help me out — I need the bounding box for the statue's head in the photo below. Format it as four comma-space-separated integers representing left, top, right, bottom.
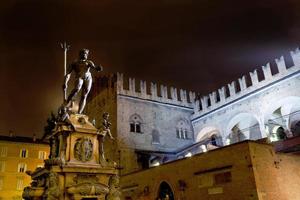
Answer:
103, 112, 109, 120
79, 49, 89, 60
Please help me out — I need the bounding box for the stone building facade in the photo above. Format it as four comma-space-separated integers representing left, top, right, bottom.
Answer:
120, 141, 300, 200
86, 47, 300, 175
0, 136, 49, 200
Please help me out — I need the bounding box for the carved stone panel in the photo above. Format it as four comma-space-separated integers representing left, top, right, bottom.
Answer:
74, 137, 93, 162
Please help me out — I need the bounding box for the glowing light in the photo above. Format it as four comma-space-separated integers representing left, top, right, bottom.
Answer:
226, 139, 231, 145
269, 133, 279, 142
265, 126, 270, 134
185, 152, 192, 157
152, 161, 160, 167
272, 126, 281, 134
201, 145, 207, 152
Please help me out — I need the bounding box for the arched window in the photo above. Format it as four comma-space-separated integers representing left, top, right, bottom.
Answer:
129, 114, 143, 134
157, 181, 174, 200
176, 120, 190, 140
152, 130, 160, 144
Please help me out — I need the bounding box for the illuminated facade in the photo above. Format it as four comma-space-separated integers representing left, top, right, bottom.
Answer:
0, 136, 49, 200
86, 47, 300, 175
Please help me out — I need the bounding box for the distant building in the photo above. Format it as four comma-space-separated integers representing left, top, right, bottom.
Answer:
0, 135, 49, 200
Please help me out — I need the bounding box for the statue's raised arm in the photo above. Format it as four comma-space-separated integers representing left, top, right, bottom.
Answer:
63, 49, 103, 114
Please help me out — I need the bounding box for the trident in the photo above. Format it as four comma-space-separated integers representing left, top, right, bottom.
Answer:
60, 41, 70, 101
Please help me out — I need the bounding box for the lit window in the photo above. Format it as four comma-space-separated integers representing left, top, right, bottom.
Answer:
16, 177, 24, 190
201, 145, 207, 152
20, 149, 28, 158
38, 151, 47, 159
0, 147, 7, 157
185, 152, 192, 157
0, 161, 5, 172
37, 164, 44, 168
18, 163, 27, 173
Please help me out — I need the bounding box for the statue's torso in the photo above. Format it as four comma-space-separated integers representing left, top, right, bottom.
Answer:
71, 59, 93, 79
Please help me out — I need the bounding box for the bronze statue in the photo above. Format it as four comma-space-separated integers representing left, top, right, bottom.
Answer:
98, 112, 114, 164
63, 49, 102, 114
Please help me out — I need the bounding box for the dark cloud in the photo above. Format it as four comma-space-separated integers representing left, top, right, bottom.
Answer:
1, 0, 300, 136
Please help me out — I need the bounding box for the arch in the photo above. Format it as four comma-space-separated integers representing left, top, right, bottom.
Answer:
225, 113, 261, 144
264, 96, 300, 137
129, 114, 143, 133
156, 181, 175, 200
175, 119, 191, 140
196, 126, 221, 142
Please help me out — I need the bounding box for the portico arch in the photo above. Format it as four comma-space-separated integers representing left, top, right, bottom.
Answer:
225, 113, 261, 144
196, 126, 222, 146
264, 96, 300, 137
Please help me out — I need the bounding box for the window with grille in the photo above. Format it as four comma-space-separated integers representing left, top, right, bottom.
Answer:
38, 151, 47, 159
16, 177, 24, 190
0, 147, 7, 157
20, 149, 28, 158
0, 162, 5, 172
18, 163, 27, 173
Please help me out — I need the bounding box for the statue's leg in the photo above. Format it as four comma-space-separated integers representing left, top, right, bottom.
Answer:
66, 78, 83, 104
78, 77, 92, 114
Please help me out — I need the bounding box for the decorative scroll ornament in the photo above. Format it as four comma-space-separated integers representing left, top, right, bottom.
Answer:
74, 137, 93, 162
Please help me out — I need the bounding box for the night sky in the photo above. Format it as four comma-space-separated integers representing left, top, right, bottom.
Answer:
1, 0, 300, 137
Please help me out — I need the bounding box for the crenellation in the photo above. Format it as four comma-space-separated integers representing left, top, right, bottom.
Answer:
209, 91, 217, 106
290, 47, 300, 67
170, 87, 178, 101
180, 89, 187, 103
218, 87, 226, 103
249, 69, 259, 86
129, 78, 136, 94
140, 80, 147, 96
262, 63, 272, 81
228, 81, 236, 96
194, 99, 200, 112
160, 85, 168, 99
117, 72, 124, 93
238, 75, 247, 91
200, 96, 208, 111
150, 82, 158, 98
189, 91, 196, 103
116, 73, 196, 107
275, 56, 287, 74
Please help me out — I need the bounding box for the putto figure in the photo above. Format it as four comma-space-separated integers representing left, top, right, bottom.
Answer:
63, 49, 102, 114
